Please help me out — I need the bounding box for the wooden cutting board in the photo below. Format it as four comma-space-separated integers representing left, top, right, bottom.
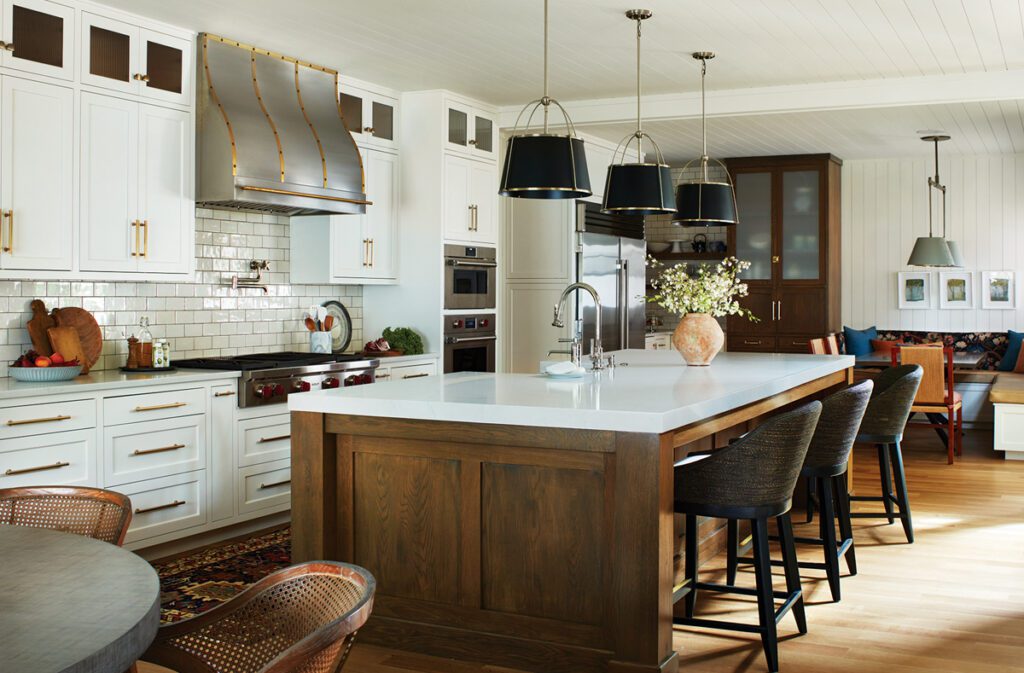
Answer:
51, 307, 102, 371
26, 300, 55, 357
47, 327, 89, 374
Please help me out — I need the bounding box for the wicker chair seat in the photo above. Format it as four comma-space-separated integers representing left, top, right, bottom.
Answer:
0, 485, 132, 545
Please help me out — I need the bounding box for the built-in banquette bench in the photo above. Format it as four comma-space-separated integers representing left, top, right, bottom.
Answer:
991, 373, 1024, 460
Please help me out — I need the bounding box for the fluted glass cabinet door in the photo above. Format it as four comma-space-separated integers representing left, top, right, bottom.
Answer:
447, 105, 469, 149
473, 114, 493, 154
781, 170, 820, 280
370, 100, 394, 141
733, 172, 772, 281
81, 12, 138, 95
3, 0, 74, 80
339, 91, 363, 134
139, 29, 190, 106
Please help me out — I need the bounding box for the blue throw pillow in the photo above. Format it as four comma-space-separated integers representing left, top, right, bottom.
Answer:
843, 325, 878, 356
998, 330, 1023, 371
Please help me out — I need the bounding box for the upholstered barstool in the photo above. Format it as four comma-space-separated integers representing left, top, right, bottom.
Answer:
727, 381, 874, 603
849, 364, 923, 543
673, 401, 822, 673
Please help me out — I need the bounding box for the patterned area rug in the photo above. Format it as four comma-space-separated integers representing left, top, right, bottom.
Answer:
152, 526, 291, 623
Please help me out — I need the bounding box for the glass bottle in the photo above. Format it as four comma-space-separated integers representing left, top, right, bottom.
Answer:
138, 316, 153, 368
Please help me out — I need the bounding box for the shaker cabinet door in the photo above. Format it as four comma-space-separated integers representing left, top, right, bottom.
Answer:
443, 154, 472, 241
137, 103, 191, 274
362, 149, 397, 279
468, 161, 497, 244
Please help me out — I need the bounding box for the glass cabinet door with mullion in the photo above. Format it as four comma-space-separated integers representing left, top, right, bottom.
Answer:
2, 0, 75, 80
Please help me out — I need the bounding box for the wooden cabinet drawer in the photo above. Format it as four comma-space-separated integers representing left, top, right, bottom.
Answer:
105, 416, 205, 487
238, 415, 290, 468
0, 429, 97, 488
727, 335, 776, 352
237, 459, 290, 515
387, 362, 437, 381
104, 387, 206, 426
777, 335, 817, 354
122, 471, 206, 543
0, 399, 96, 440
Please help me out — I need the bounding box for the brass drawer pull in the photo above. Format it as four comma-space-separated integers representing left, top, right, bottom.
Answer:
133, 402, 187, 412
259, 478, 291, 490
257, 434, 291, 444
2, 209, 13, 253
132, 443, 185, 456
135, 499, 185, 515
133, 73, 150, 82
214, 390, 236, 397
4, 461, 69, 476
6, 415, 71, 427
743, 340, 763, 345
402, 373, 430, 379
131, 220, 140, 257
375, 373, 390, 379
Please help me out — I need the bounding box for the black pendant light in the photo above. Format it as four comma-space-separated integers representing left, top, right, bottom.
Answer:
672, 52, 738, 227
602, 9, 673, 215
498, 0, 591, 199
907, 134, 961, 267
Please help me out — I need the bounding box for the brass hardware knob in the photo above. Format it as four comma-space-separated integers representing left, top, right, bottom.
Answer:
468, 139, 477, 145
133, 73, 150, 82
2, 42, 15, 52
363, 126, 374, 133
772, 255, 780, 263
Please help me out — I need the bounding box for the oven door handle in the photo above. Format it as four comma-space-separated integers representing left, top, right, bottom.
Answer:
445, 335, 498, 344
446, 259, 497, 268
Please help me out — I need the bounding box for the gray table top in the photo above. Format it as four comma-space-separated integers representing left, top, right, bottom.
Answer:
855, 350, 986, 368
0, 526, 160, 673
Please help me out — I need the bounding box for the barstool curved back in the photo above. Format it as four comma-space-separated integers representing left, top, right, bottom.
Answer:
676, 400, 822, 519
857, 365, 922, 443
804, 380, 874, 476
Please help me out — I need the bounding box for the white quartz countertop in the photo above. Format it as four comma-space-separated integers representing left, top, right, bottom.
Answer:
0, 368, 240, 400
289, 350, 854, 433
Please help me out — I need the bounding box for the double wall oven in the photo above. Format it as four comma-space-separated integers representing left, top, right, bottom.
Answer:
444, 244, 496, 310
444, 314, 495, 373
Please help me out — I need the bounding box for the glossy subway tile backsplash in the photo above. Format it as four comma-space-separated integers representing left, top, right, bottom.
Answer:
0, 209, 362, 378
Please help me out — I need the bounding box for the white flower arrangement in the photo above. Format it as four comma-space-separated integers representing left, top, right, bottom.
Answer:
647, 256, 759, 320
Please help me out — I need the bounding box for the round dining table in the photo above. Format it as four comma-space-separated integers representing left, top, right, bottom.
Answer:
0, 526, 161, 673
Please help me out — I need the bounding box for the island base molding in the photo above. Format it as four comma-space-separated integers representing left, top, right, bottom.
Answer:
290, 368, 849, 673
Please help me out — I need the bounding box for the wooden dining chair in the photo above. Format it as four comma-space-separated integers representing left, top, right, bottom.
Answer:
0, 485, 132, 545
808, 334, 840, 355
141, 561, 376, 673
890, 345, 962, 464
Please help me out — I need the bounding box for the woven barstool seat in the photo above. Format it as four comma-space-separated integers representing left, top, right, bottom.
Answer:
673, 401, 822, 673
728, 381, 874, 603
0, 485, 132, 546
849, 365, 923, 543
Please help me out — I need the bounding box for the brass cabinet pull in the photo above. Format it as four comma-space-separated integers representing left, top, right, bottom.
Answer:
6, 414, 71, 427
375, 373, 390, 379
135, 499, 185, 514
468, 139, 477, 145
777, 300, 781, 320
133, 402, 187, 412
132, 443, 185, 456
259, 478, 291, 490
369, 238, 374, 267
363, 126, 374, 134
743, 340, 763, 345
792, 340, 805, 346
4, 461, 69, 476
141, 220, 149, 258
133, 73, 150, 82
131, 220, 140, 257
257, 434, 291, 444
362, 238, 369, 267
2, 42, 14, 52
2, 210, 12, 253
214, 390, 236, 397
402, 373, 430, 379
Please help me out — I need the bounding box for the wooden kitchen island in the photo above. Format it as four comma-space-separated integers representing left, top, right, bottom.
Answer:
289, 350, 853, 673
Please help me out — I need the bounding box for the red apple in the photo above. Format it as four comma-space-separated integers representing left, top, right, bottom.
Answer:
50, 352, 65, 365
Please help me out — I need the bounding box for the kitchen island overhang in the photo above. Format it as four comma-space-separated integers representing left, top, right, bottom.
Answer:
289, 350, 854, 673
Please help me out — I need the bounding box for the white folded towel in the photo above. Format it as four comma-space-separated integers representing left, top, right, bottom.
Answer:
545, 361, 584, 376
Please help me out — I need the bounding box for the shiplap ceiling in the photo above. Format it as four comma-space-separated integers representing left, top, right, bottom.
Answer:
101, 0, 1024, 105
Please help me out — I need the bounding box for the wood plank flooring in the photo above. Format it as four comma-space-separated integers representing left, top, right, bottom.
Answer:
140, 428, 1024, 673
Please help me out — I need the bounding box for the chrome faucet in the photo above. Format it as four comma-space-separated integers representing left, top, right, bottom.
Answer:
552, 282, 611, 370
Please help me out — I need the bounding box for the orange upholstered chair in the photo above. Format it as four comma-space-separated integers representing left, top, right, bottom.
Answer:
890, 345, 962, 464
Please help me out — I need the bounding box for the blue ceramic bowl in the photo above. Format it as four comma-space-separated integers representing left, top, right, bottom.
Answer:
9, 365, 83, 382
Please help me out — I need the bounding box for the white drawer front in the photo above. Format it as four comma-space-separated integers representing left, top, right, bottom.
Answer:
388, 362, 437, 380
104, 387, 206, 426
238, 459, 291, 515
994, 404, 1024, 454
238, 415, 291, 467
0, 429, 97, 488
105, 416, 205, 487
122, 471, 207, 543
0, 399, 97, 440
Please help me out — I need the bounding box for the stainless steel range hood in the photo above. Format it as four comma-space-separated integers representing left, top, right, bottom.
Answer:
197, 33, 369, 216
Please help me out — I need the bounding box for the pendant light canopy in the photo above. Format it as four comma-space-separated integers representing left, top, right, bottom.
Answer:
907, 135, 960, 267
499, 0, 591, 199
601, 9, 673, 215
673, 52, 738, 227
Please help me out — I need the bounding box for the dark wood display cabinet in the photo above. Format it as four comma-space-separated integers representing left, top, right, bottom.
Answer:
725, 154, 841, 353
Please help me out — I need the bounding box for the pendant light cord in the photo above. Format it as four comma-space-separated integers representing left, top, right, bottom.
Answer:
700, 57, 708, 161
635, 14, 643, 161
542, 0, 550, 133
926, 137, 948, 238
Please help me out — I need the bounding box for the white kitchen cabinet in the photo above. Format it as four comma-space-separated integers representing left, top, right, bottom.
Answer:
0, 75, 73, 271
339, 79, 397, 149
0, 429, 97, 488
209, 385, 236, 523
445, 99, 496, 159
645, 333, 672, 351
444, 153, 496, 245
1, 0, 75, 81
80, 92, 191, 275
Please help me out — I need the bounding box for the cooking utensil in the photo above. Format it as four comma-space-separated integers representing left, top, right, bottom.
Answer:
317, 306, 327, 330
46, 327, 89, 374
50, 308, 102, 371
323, 315, 334, 332
304, 317, 317, 332
26, 300, 56, 356
321, 301, 353, 353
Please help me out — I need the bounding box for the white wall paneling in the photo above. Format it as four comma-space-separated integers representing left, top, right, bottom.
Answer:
841, 154, 1024, 332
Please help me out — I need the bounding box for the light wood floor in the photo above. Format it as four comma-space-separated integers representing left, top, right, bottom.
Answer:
140, 428, 1024, 673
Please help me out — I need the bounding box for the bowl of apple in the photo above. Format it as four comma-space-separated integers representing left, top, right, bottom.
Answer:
9, 350, 83, 382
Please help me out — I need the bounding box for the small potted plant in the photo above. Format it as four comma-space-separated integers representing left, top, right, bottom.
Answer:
647, 256, 757, 365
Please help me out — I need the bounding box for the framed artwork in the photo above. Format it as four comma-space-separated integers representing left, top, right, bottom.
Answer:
898, 271, 933, 310
938, 271, 975, 309
981, 271, 1016, 309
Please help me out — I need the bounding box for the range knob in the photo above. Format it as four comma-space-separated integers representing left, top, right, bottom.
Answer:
322, 377, 340, 389
273, 384, 285, 397
254, 384, 271, 399
294, 380, 311, 392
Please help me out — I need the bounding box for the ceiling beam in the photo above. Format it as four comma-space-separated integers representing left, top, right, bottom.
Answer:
499, 69, 1024, 129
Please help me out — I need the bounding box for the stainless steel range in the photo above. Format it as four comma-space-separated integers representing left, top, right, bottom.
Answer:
175, 352, 380, 408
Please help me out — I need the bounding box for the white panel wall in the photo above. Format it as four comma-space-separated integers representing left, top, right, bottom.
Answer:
841, 154, 1024, 332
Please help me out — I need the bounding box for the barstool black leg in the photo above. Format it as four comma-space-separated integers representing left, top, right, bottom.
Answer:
877, 444, 895, 524
889, 442, 914, 543
834, 474, 857, 575
726, 518, 738, 586
776, 513, 807, 634
752, 517, 779, 673
819, 477, 841, 602
805, 476, 816, 523
684, 513, 698, 617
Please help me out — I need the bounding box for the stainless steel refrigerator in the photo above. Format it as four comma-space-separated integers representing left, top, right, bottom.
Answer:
575, 202, 647, 352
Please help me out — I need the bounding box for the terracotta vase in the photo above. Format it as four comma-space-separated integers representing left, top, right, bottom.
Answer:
672, 313, 724, 366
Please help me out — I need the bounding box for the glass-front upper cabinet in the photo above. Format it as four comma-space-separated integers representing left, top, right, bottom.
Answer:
781, 170, 820, 281
733, 172, 772, 281
445, 100, 496, 158
339, 81, 397, 149
1, 0, 75, 80
81, 13, 191, 106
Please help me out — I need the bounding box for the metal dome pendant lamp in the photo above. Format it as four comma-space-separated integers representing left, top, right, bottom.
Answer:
499, 0, 591, 199
601, 9, 673, 215
672, 52, 739, 227
907, 135, 959, 267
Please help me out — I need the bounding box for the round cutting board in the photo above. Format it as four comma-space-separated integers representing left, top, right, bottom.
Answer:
52, 307, 102, 370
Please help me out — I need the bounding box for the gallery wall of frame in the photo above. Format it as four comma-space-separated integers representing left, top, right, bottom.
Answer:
897, 270, 1016, 312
